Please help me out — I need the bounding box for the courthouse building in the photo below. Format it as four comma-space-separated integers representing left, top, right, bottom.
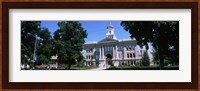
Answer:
82, 23, 153, 69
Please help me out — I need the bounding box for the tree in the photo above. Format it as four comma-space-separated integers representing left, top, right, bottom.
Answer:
121, 21, 179, 69
21, 21, 41, 64
152, 50, 159, 65
53, 21, 87, 69
141, 51, 150, 66
36, 27, 52, 65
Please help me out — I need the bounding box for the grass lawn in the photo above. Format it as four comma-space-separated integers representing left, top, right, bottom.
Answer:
106, 65, 179, 70
55, 64, 98, 70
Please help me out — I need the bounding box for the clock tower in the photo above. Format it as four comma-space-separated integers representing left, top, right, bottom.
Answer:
106, 22, 117, 39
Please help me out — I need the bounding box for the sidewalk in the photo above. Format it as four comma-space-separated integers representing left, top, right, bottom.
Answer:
88, 67, 105, 70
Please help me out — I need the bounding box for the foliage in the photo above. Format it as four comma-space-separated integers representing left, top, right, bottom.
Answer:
164, 57, 178, 66
120, 21, 179, 69
95, 60, 100, 66
21, 21, 53, 66
164, 59, 170, 66
152, 50, 159, 64
21, 21, 41, 64
53, 21, 87, 69
141, 51, 150, 66
36, 28, 52, 64
35, 54, 49, 65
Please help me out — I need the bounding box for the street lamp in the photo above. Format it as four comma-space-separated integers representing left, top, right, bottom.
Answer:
28, 33, 38, 69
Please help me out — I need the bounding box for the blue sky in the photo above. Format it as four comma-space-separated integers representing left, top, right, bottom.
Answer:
41, 21, 131, 42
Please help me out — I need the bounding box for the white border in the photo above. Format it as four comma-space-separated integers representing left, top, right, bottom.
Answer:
9, 9, 191, 82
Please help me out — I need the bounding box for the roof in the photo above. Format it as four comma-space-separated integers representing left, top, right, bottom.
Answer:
98, 37, 118, 43
84, 38, 137, 45
84, 41, 97, 44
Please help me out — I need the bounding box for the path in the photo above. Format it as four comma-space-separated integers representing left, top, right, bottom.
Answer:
88, 62, 107, 70
88, 67, 105, 70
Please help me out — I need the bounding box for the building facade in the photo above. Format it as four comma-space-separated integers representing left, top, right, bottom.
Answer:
82, 23, 153, 69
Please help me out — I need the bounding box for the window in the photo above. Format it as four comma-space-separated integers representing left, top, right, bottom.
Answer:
125, 45, 134, 50
87, 55, 90, 59
106, 46, 112, 51
96, 55, 99, 59
129, 45, 131, 48
105, 47, 107, 51
126, 48, 129, 50
126, 45, 134, 50
127, 53, 129, 58
131, 45, 134, 50
110, 46, 113, 51
130, 53, 132, 58
118, 46, 120, 51
96, 48, 99, 52
118, 54, 121, 58
86, 48, 93, 53
133, 53, 135, 58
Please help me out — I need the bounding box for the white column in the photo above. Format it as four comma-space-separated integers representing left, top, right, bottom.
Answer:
99, 47, 102, 60
113, 46, 115, 59
123, 47, 126, 59
115, 45, 118, 59
84, 62, 86, 66
102, 46, 104, 59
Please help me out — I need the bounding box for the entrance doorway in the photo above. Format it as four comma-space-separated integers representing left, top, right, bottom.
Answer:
106, 54, 113, 66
